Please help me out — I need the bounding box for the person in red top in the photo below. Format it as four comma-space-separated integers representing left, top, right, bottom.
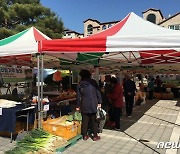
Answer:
108, 77, 123, 131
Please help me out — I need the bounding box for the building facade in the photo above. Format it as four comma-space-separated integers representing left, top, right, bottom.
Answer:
63, 8, 180, 38
142, 8, 180, 30
63, 29, 84, 39
83, 19, 119, 37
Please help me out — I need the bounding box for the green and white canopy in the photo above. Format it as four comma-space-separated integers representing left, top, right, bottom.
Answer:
0, 27, 50, 57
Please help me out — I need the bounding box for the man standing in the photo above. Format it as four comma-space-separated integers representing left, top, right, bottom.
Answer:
123, 74, 136, 117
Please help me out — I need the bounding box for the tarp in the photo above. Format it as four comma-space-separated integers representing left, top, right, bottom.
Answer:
41, 12, 180, 53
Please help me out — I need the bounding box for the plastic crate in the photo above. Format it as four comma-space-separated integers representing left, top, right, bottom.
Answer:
74, 121, 81, 135
43, 117, 78, 140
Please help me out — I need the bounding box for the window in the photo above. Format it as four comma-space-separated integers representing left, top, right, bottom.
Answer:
102, 25, 106, 30
108, 24, 112, 28
175, 25, 180, 30
87, 24, 93, 35
147, 14, 156, 24
168, 25, 180, 30
169, 25, 174, 29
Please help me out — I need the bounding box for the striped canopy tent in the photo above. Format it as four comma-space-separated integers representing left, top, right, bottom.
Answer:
40, 12, 180, 73
0, 27, 51, 66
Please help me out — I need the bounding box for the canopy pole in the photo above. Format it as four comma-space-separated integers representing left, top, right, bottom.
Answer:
40, 54, 44, 129
94, 66, 99, 85
69, 70, 72, 89
37, 54, 41, 129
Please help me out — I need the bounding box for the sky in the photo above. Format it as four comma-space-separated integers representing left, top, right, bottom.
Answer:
40, 0, 180, 33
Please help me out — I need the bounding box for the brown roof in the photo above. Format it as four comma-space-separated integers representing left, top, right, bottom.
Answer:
101, 20, 120, 25
158, 12, 180, 25
84, 18, 120, 25
83, 18, 100, 23
64, 29, 83, 35
142, 8, 164, 18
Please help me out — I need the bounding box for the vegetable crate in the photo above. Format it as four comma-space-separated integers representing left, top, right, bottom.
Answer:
43, 117, 78, 140
74, 121, 81, 135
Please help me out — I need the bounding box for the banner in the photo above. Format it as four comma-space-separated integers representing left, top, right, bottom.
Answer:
0, 67, 33, 82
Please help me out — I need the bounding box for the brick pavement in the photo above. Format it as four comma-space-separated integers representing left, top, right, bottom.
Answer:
62, 99, 180, 154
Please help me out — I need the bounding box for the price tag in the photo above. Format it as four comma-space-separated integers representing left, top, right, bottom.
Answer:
0, 108, 2, 116
43, 104, 49, 111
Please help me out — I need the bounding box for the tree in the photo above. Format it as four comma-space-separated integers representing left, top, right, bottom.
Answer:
0, 0, 64, 39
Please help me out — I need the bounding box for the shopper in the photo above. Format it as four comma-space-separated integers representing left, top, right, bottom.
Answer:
155, 75, 162, 92
148, 78, 155, 100
107, 77, 123, 131
123, 74, 136, 117
76, 69, 102, 141
135, 83, 146, 105
104, 75, 114, 126
99, 83, 110, 112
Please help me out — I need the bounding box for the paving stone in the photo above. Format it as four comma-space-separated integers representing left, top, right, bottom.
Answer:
105, 151, 117, 154
95, 148, 107, 153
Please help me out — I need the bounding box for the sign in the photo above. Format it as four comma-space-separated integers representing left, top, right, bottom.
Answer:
43, 104, 49, 111
0, 67, 33, 82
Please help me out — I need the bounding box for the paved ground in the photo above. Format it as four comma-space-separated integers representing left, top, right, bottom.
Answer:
62, 99, 180, 154
0, 137, 16, 154
0, 99, 180, 154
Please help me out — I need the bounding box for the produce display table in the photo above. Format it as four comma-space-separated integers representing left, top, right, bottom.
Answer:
0, 103, 36, 141
43, 91, 61, 96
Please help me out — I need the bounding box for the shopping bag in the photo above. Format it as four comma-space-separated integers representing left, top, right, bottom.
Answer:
96, 108, 105, 121
74, 111, 82, 121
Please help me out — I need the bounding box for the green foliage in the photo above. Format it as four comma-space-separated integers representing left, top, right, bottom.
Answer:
0, 0, 64, 39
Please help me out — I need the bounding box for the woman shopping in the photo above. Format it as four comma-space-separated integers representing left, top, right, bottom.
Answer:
76, 69, 102, 141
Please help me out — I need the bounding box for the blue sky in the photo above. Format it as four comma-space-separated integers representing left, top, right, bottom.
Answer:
41, 0, 180, 33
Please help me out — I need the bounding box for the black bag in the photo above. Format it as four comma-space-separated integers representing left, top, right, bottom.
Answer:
96, 108, 105, 121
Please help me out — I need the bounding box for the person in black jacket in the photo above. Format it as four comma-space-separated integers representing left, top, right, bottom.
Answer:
123, 74, 136, 117
76, 69, 102, 141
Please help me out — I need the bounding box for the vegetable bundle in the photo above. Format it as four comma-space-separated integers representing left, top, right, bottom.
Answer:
5, 129, 66, 154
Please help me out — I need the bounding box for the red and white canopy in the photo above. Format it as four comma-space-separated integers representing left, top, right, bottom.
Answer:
41, 12, 180, 53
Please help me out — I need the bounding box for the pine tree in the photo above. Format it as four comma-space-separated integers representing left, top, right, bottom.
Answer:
0, 0, 64, 39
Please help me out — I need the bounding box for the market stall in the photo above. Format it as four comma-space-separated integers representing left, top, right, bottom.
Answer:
40, 12, 180, 59
0, 13, 180, 153
0, 27, 50, 134
40, 12, 180, 98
